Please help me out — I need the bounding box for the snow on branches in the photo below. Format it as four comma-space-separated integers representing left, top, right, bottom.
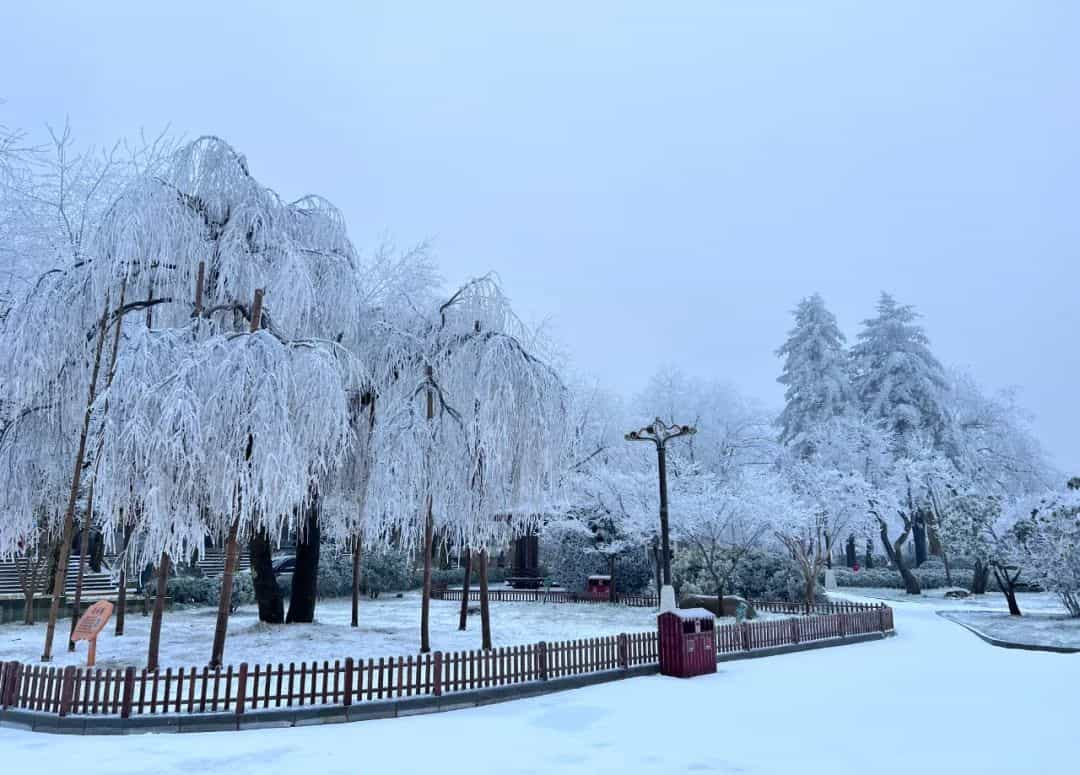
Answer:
368, 276, 570, 553
91, 324, 360, 567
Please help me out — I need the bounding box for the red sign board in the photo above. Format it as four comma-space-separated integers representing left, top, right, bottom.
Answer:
72, 600, 113, 666
72, 600, 113, 642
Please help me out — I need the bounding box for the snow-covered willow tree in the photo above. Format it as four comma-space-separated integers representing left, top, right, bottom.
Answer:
369, 275, 569, 650
1, 135, 369, 665
89, 136, 369, 663
0, 126, 180, 660
94, 297, 359, 664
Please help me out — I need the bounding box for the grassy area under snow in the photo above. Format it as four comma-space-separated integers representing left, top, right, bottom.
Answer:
0, 592, 664, 669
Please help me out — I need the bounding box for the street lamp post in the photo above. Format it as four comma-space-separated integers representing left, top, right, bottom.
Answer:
626, 417, 696, 611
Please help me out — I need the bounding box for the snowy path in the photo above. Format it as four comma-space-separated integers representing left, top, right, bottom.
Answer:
3, 599, 1076, 774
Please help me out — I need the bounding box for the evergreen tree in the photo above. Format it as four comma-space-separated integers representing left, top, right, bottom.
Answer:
850, 292, 948, 449
776, 293, 853, 448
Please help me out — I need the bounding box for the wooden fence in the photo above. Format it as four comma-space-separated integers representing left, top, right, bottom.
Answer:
433, 588, 885, 619
0, 606, 891, 721
432, 588, 659, 606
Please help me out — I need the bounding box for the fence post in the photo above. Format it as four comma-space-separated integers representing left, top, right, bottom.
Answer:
878, 604, 886, 632
58, 666, 76, 717
433, 652, 443, 697
789, 617, 799, 645
838, 613, 847, 638
536, 641, 548, 681
617, 634, 629, 669
740, 622, 750, 651
3, 662, 21, 708
0, 662, 11, 708
343, 657, 354, 707
235, 663, 248, 717
120, 666, 136, 719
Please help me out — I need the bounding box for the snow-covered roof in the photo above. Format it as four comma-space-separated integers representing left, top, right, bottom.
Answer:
658, 608, 715, 620
587, 575, 612, 581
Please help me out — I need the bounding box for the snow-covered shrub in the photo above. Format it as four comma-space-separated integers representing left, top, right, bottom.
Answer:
540, 524, 650, 594
361, 547, 412, 598
167, 575, 218, 606
676, 546, 807, 603
735, 550, 808, 602
317, 550, 353, 599
427, 563, 511, 590
828, 563, 980, 590
167, 572, 254, 611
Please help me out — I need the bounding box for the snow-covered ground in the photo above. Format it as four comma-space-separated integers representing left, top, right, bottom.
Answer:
835, 586, 1067, 613
2, 595, 1076, 774
0, 594, 664, 668
943, 611, 1080, 650
834, 587, 1080, 648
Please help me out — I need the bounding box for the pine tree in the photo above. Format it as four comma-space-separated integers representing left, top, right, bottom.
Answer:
776, 294, 853, 448
850, 292, 948, 448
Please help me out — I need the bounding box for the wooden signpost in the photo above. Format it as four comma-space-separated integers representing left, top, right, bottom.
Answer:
72, 600, 114, 667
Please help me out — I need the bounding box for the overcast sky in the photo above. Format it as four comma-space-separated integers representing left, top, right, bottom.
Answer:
2, 1, 1077, 473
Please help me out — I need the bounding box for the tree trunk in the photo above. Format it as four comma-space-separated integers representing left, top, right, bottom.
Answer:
864, 539, 874, 569
23, 588, 35, 625
971, 560, 990, 595
942, 550, 953, 587
479, 548, 492, 650
210, 521, 240, 668
115, 523, 132, 636
846, 535, 857, 568
147, 552, 170, 672
287, 497, 321, 623
41, 293, 111, 662
420, 498, 434, 653
879, 519, 921, 595
68, 508, 93, 651
608, 555, 617, 604
250, 528, 284, 624
458, 549, 472, 631
913, 511, 928, 567
19, 548, 47, 625
351, 536, 362, 628
993, 566, 1023, 617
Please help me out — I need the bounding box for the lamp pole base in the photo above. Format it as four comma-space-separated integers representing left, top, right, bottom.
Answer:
659, 584, 677, 612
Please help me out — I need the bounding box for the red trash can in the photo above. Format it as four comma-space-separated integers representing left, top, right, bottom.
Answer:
586, 575, 612, 601
658, 608, 717, 678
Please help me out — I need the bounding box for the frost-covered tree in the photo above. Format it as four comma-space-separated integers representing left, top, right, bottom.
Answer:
1007, 489, 1080, 617
369, 276, 569, 650
851, 293, 949, 450
776, 418, 880, 608
776, 293, 854, 449
1, 135, 369, 665
636, 368, 774, 480
919, 371, 1055, 590
677, 469, 781, 612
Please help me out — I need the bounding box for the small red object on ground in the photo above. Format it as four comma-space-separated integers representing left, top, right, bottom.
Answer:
853, 563, 860, 572
658, 608, 717, 678
586, 575, 611, 601
72, 600, 113, 667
